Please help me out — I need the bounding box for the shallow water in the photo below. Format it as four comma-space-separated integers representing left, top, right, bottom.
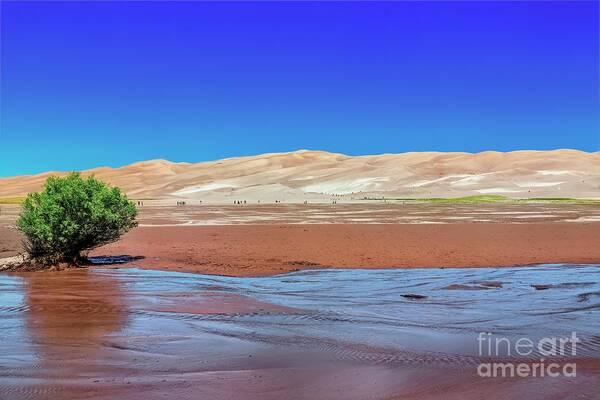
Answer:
0, 265, 599, 399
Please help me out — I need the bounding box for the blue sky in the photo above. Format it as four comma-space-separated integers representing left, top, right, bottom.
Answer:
1, 1, 598, 177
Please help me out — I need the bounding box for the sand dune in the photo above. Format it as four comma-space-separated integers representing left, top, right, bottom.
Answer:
1, 150, 599, 201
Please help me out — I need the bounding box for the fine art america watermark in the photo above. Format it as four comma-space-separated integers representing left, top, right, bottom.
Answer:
477, 332, 579, 378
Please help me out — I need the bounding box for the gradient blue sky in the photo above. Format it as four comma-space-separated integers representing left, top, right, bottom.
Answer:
1, 1, 599, 177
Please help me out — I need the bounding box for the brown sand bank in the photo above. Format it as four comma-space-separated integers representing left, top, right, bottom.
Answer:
92, 223, 600, 276
3, 203, 600, 275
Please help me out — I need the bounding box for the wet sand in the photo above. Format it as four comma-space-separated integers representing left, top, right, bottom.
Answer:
1, 266, 599, 400
133, 203, 600, 225
0, 205, 21, 258
91, 223, 600, 276
2, 203, 600, 275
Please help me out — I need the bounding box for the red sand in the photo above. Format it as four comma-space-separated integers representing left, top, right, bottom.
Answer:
93, 223, 600, 276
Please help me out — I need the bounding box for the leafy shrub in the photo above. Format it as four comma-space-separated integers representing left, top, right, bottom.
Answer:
17, 173, 137, 265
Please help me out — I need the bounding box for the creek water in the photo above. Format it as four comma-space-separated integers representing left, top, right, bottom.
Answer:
0, 265, 599, 399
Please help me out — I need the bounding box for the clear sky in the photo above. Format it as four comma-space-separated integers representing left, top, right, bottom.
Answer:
1, 1, 598, 177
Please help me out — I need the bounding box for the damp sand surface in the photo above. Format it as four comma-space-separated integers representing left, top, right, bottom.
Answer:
92, 223, 600, 276
2, 204, 600, 275
132, 203, 600, 225
1, 265, 599, 399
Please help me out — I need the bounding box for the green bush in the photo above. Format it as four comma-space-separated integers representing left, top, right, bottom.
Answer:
17, 173, 137, 265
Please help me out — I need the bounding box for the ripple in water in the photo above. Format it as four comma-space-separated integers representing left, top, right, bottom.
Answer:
0, 264, 599, 399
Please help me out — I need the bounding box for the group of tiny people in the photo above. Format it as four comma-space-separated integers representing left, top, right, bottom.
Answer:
134, 199, 340, 206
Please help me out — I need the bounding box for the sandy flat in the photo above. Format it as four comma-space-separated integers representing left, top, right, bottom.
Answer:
2, 204, 600, 275
88, 223, 600, 276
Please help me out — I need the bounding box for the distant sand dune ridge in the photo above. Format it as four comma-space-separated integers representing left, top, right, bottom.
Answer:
1, 149, 599, 201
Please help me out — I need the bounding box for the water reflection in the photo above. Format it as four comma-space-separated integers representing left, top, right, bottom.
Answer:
25, 270, 127, 384
0, 270, 131, 399
24, 269, 128, 370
